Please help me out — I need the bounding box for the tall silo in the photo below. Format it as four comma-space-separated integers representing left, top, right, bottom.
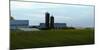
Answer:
50, 16, 54, 28
45, 12, 50, 28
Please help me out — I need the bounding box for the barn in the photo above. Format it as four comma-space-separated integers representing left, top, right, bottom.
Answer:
10, 20, 29, 29
39, 23, 67, 29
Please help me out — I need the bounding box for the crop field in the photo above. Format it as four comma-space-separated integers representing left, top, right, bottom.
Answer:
10, 29, 94, 49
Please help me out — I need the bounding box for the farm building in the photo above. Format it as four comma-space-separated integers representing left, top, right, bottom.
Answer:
39, 23, 67, 29
10, 20, 29, 29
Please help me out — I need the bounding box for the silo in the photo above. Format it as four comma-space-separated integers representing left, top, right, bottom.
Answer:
50, 16, 54, 28
45, 12, 50, 28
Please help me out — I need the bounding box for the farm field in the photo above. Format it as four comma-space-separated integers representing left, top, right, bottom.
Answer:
10, 29, 94, 49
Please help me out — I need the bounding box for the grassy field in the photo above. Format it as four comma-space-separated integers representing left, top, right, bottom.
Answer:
10, 29, 94, 49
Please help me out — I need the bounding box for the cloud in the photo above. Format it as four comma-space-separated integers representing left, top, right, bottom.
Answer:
11, 1, 66, 10
11, 1, 34, 9
54, 15, 72, 20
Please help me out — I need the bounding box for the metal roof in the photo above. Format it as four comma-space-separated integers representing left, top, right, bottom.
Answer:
40, 23, 66, 28
10, 20, 29, 26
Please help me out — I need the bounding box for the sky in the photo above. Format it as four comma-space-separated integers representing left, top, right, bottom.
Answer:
10, 1, 95, 28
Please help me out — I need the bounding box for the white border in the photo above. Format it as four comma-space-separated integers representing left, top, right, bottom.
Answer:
0, 0, 9, 50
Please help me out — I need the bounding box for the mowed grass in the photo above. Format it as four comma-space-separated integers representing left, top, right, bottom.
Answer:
10, 29, 94, 49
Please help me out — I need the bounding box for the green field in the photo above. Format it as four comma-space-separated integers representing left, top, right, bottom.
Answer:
10, 29, 94, 49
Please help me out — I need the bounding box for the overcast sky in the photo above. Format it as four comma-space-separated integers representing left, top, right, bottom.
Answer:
10, 1, 95, 27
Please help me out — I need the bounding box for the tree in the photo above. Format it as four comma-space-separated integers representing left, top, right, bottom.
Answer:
10, 16, 14, 20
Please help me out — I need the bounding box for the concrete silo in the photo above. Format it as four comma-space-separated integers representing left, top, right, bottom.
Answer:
50, 16, 54, 28
45, 12, 50, 28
